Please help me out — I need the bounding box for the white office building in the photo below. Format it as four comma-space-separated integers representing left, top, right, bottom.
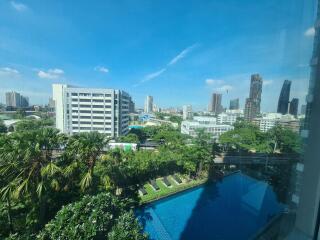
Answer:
217, 113, 238, 125
52, 84, 130, 137
253, 112, 300, 132
181, 116, 233, 139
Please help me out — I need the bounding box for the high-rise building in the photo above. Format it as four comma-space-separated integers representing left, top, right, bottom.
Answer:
300, 104, 306, 115
289, 98, 299, 117
52, 84, 130, 137
244, 74, 263, 120
144, 95, 153, 113
277, 80, 292, 114
229, 98, 239, 110
6, 91, 20, 107
128, 96, 135, 113
20, 96, 29, 107
182, 105, 193, 120
209, 93, 222, 114
5, 91, 29, 108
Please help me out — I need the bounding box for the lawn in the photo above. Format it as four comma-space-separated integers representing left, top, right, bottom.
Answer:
140, 175, 208, 204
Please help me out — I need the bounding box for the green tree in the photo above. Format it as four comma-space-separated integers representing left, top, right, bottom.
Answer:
64, 132, 108, 192
0, 120, 7, 133
108, 211, 148, 240
118, 133, 139, 143
267, 126, 302, 154
37, 193, 143, 240
0, 128, 67, 231
15, 119, 54, 132
192, 129, 215, 177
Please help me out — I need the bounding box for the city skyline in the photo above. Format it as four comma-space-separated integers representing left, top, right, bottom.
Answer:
0, 0, 317, 111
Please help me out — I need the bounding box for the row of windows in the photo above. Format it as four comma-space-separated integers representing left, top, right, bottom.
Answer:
72, 121, 111, 125
72, 110, 112, 114
71, 104, 111, 108
73, 99, 112, 103
71, 93, 112, 97
72, 127, 111, 131
72, 115, 111, 120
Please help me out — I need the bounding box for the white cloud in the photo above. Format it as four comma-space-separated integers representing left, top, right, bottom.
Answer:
304, 27, 315, 37
0, 67, 19, 75
143, 68, 166, 82
205, 78, 224, 86
168, 44, 198, 66
38, 68, 64, 79
215, 85, 233, 92
94, 66, 109, 73
134, 43, 198, 87
10, 1, 28, 12
263, 80, 273, 86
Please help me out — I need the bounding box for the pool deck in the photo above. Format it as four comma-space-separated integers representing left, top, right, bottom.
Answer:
140, 170, 241, 205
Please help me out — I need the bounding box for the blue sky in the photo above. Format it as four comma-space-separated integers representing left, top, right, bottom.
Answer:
0, 0, 317, 111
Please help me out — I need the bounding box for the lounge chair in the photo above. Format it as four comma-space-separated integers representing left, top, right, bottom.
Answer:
172, 174, 182, 184
139, 187, 147, 195
150, 179, 160, 191
162, 176, 172, 187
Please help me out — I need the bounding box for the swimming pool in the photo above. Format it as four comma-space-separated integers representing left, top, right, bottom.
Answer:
137, 172, 284, 240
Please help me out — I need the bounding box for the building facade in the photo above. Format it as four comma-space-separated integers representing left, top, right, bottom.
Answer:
252, 113, 300, 132
181, 117, 233, 139
182, 105, 193, 120
209, 93, 223, 114
217, 112, 238, 125
5, 91, 29, 108
244, 74, 263, 120
289, 98, 299, 117
144, 95, 153, 113
229, 98, 239, 110
128, 96, 135, 113
52, 84, 130, 137
300, 104, 306, 115
277, 80, 292, 114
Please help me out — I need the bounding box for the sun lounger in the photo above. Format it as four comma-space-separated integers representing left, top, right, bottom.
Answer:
139, 187, 147, 195
150, 179, 160, 191
162, 176, 172, 187
172, 174, 182, 184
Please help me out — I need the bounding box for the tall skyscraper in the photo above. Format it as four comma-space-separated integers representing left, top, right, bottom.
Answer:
5, 91, 29, 108
52, 84, 130, 137
128, 96, 135, 113
244, 74, 263, 120
277, 80, 292, 114
183, 105, 193, 120
229, 98, 239, 110
20, 96, 29, 107
144, 95, 153, 113
209, 93, 222, 114
289, 98, 299, 117
301, 104, 306, 115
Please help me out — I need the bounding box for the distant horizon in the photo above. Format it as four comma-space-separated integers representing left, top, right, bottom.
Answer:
0, 0, 317, 112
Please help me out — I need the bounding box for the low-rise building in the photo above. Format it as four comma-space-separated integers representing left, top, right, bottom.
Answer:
181, 116, 233, 139
253, 113, 300, 132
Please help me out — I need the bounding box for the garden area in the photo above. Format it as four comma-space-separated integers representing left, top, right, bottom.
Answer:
0, 118, 302, 239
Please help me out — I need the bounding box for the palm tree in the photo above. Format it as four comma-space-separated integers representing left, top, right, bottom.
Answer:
64, 132, 108, 191
0, 128, 66, 228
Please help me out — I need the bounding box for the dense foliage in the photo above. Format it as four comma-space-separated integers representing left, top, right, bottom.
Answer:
37, 193, 146, 240
0, 121, 215, 239
0, 117, 302, 238
219, 120, 302, 154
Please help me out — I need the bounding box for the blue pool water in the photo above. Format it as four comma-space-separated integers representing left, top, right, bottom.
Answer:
136, 172, 284, 240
